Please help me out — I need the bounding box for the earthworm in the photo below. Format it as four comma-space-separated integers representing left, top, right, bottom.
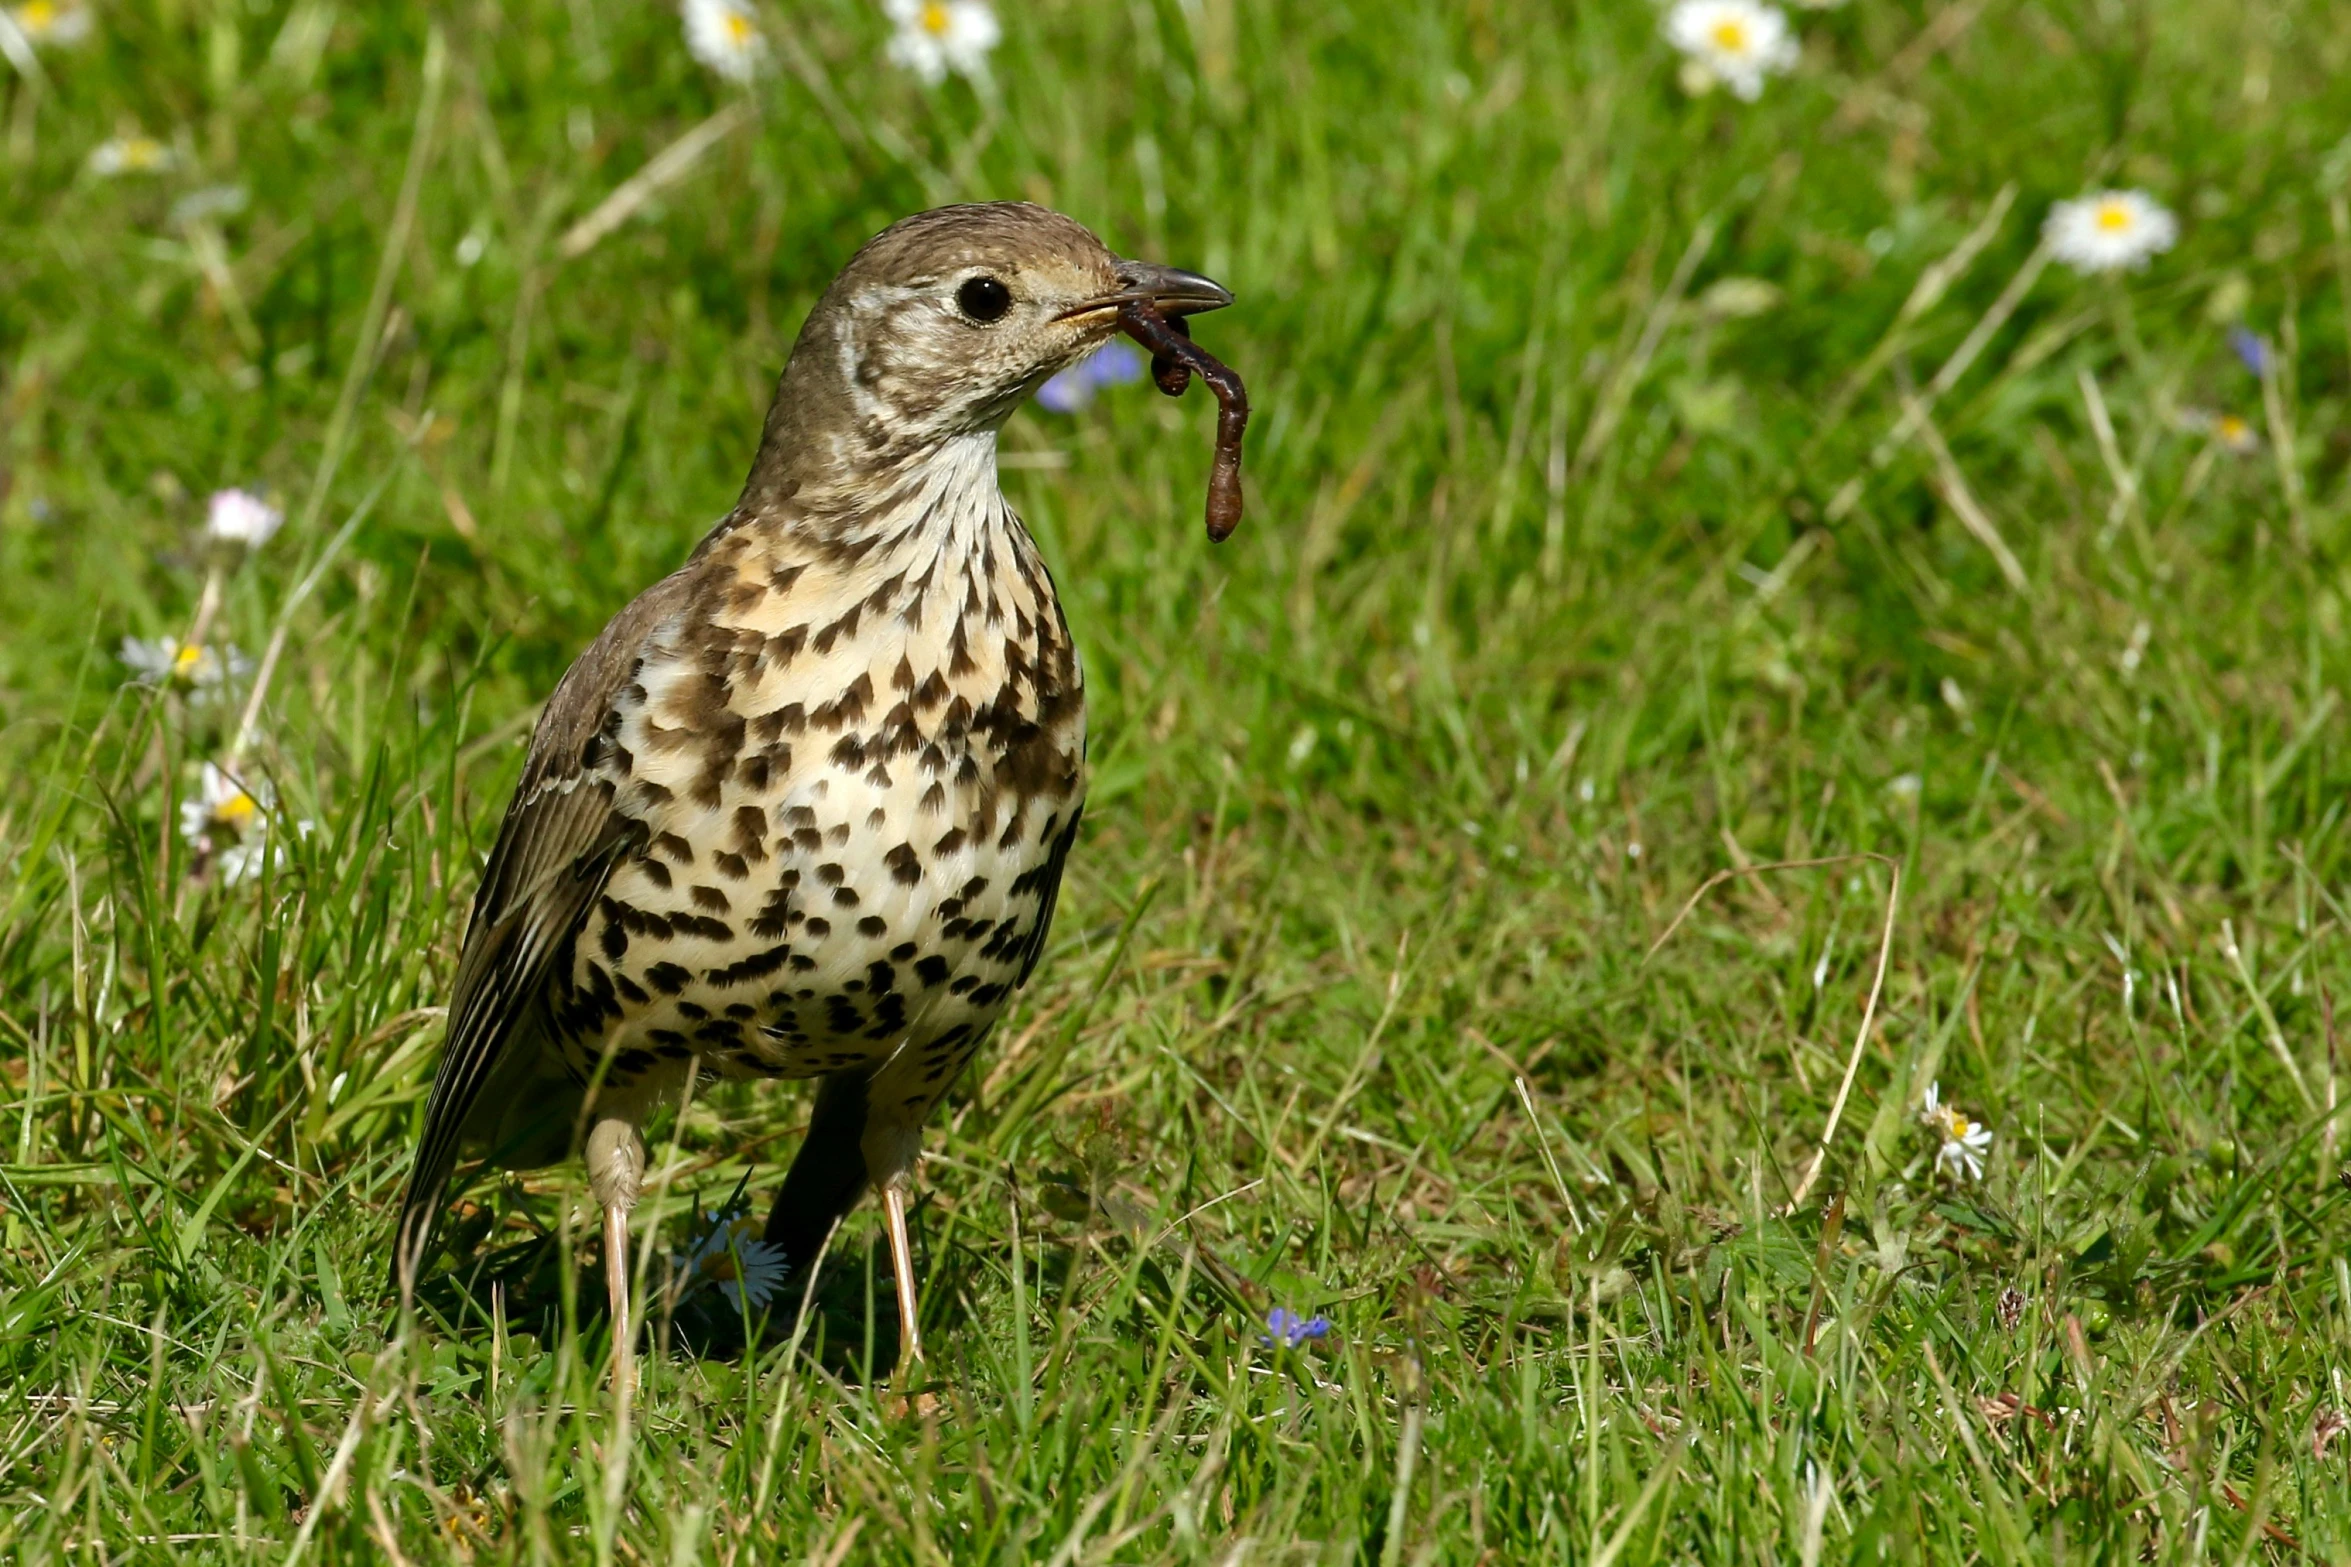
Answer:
1117, 302, 1249, 543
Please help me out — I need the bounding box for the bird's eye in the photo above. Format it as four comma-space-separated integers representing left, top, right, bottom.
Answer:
956, 275, 1013, 323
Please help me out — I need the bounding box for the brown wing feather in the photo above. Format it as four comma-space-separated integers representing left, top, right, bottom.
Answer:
392, 567, 702, 1294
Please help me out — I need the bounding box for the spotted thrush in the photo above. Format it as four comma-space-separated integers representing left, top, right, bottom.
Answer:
393, 203, 1235, 1387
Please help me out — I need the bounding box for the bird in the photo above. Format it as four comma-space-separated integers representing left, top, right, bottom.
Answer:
390, 202, 1234, 1392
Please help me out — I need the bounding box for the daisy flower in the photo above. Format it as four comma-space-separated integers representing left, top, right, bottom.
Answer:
205, 487, 283, 548
883, 0, 1000, 86
1663, 0, 1799, 102
1919, 1080, 1993, 1181
180, 762, 267, 847
673, 1202, 790, 1314
6, 0, 93, 47
88, 134, 176, 177
2174, 408, 2261, 456
121, 635, 249, 693
2044, 190, 2178, 275
179, 763, 308, 884
681, 0, 766, 83
1035, 340, 1145, 414
217, 820, 309, 886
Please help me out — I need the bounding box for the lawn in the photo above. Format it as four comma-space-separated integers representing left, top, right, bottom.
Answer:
4, 0, 2351, 1559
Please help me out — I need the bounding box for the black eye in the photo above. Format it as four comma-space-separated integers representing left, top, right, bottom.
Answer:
957, 276, 1013, 323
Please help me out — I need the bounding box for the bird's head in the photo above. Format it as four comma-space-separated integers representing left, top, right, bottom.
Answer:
744, 202, 1231, 517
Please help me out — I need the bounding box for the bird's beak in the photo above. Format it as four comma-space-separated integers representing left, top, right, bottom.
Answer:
1057, 261, 1235, 322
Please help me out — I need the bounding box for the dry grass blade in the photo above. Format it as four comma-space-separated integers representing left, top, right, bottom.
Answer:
557, 102, 753, 262
1644, 854, 1901, 1211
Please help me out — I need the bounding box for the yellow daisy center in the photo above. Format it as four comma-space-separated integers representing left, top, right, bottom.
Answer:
20, 0, 58, 32
1710, 19, 1749, 52
2094, 201, 2134, 232
123, 138, 162, 169
2217, 415, 2247, 440
171, 643, 205, 677
723, 11, 751, 44
922, 2, 951, 35
215, 791, 258, 831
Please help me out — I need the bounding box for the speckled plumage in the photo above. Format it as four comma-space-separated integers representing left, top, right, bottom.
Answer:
392, 206, 1232, 1348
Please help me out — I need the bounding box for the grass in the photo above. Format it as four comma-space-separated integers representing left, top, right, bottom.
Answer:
5, 0, 2351, 1558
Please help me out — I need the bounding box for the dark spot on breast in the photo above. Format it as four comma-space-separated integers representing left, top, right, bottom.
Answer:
857, 915, 887, 937
600, 921, 628, 961
707, 943, 794, 987
890, 942, 917, 961
915, 955, 950, 987
691, 885, 731, 914
832, 886, 860, 907
933, 827, 967, 856
713, 851, 750, 881
654, 833, 694, 863
646, 962, 692, 995
885, 844, 922, 884
753, 700, 806, 741
804, 917, 831, 937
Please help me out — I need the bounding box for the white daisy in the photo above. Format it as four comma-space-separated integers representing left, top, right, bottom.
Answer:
1663, 0, 1799, 102
679, 1211, 789, 1314
179, 761, 268, 849
2044, 190, 2178, 275
121, 635, 249, 693
681, 0, 766, 83
88, 135, 177, 177
1919, 1081, 1993, 1181
205, 487, 283, 548
883, 0, 1000, 86
217, 818, 311, 885
7, 0, 93, 47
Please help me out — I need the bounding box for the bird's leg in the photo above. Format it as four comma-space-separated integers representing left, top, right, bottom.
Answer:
881, 1176, 923, 1376
585, 1116, 647, 1396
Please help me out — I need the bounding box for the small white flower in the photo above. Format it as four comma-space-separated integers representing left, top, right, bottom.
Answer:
681, 0, 766, 83
170, 184, 249, 225
7, 0, 94, 47
1919, 1080, 1993, 1181
217, 818, 311, 885
121, 635, 249, 693
88, 135, 176, 177
180, 761, 268, 848
678, 1211, 790, 1314
206, 487, 283, 548
2044, 190, 2178, 276
1663, 0, 1799, 101
883, 0, 1000, 86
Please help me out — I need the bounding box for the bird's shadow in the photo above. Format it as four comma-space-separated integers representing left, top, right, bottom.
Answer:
416, 1229, 922, 1380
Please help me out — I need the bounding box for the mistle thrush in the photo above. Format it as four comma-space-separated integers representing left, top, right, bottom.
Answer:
393, 202, 1236, 1387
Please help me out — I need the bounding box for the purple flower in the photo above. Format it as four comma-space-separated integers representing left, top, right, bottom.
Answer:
1034, 340, 1147, 414
2229, 326, 2270, 377
1261, 1306, 1332, 1348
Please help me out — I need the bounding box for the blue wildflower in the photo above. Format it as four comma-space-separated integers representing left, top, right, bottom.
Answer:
1035, 340, 1146, 414
2228, 326, 2269, 377
1261, 1306, 1333, 1348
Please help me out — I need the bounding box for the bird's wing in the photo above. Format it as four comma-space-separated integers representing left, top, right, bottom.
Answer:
1014, 800, 1083, 989
392, 571, 697, 1292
